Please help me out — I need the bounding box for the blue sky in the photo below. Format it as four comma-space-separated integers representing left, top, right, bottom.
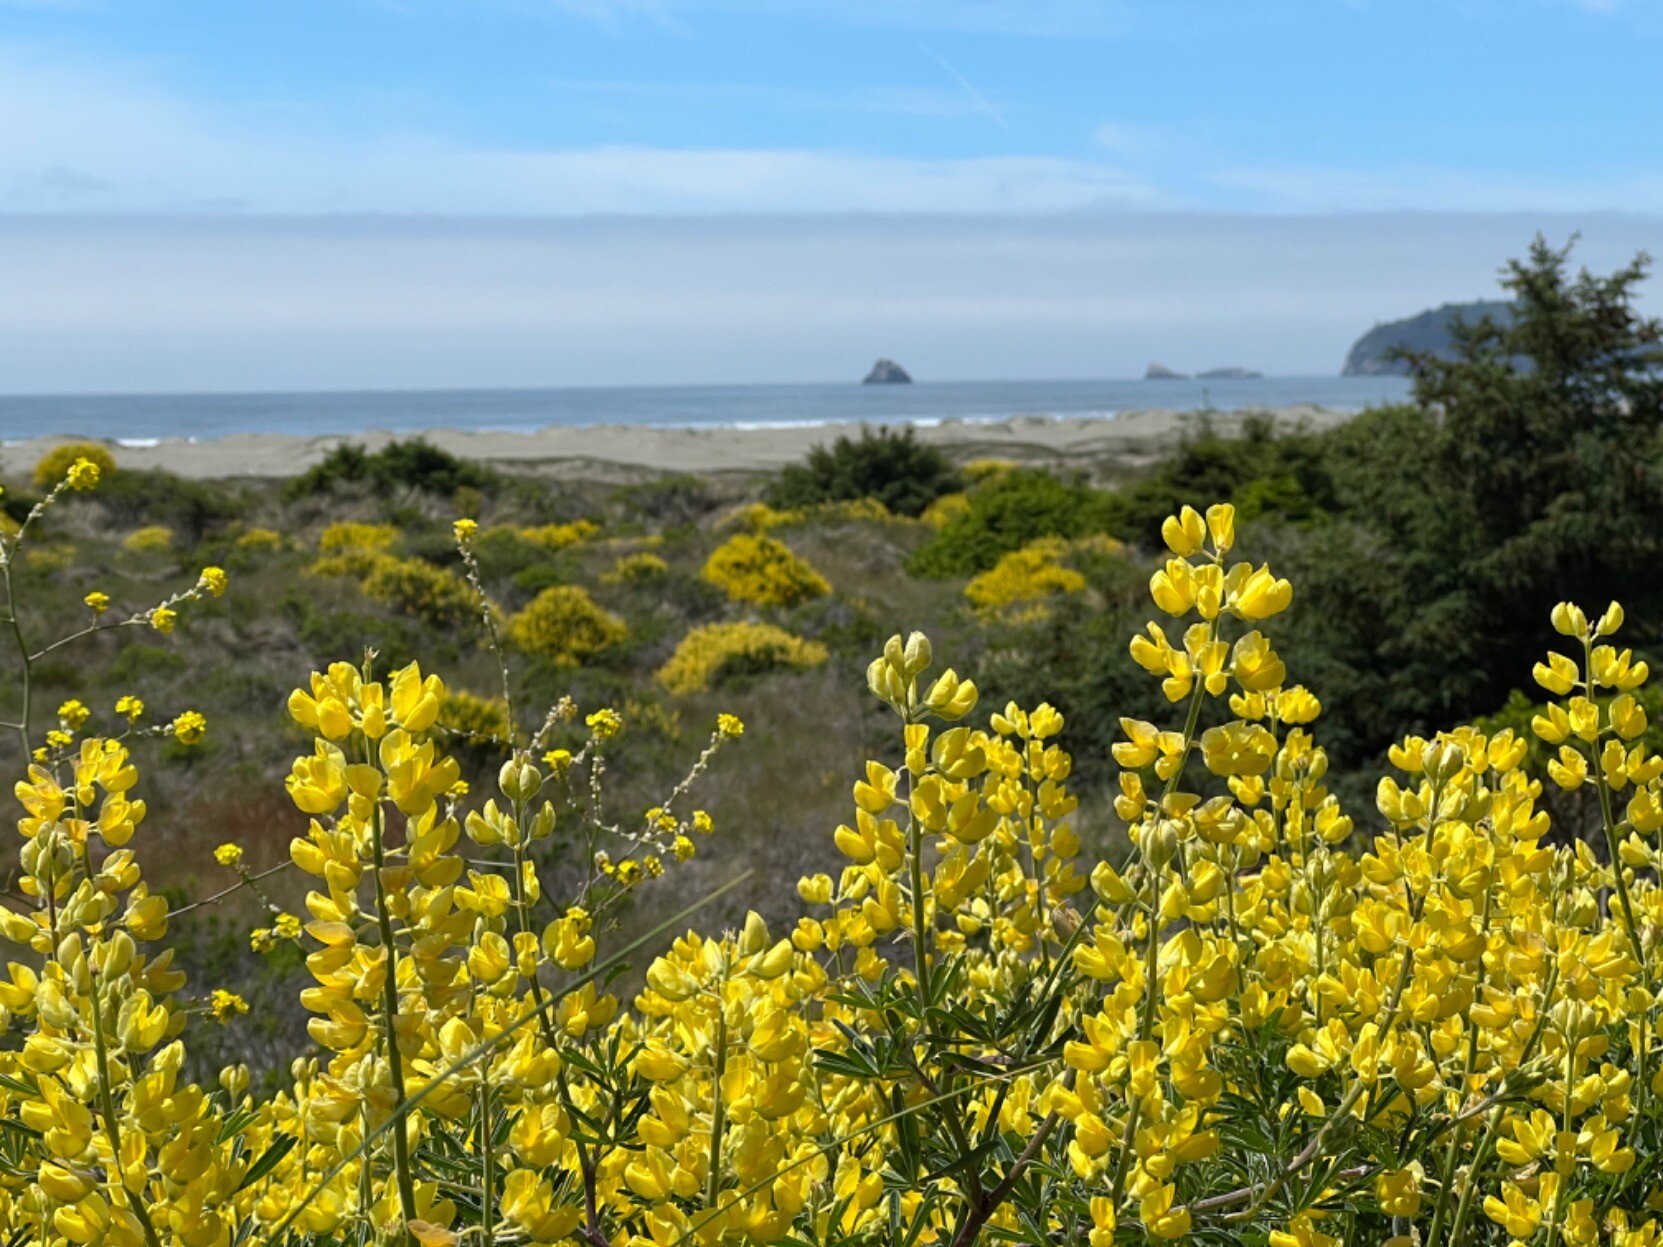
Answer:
3, 0, 1659, 213
0, 1, 1660, 391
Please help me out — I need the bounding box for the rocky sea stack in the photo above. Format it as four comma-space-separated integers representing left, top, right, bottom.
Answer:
863, 358, 912, 384
1144, 363, 1188, 380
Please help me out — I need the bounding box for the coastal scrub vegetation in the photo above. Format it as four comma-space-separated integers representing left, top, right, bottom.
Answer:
763, 425, 961, 518
12, 452, 1663, 1244
3, 235, 1663, 1243
285, 439, 498, 501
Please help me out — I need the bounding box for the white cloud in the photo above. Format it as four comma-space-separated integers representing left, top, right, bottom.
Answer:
0, 41, 1151, 213
1204, 163, 1663, 213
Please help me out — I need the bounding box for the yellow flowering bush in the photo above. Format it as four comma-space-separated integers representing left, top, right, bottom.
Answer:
601, 550, 670, 585
656, 620, 829, 694
921, 491, 973, 529
701, 532, 830, 607
122, 524, 175, 553
12, 468, 1663, 1247
508, 584, 628, 665
359, 554, 478, 629
31, 440, 116, 489
318, 520, 400, 554
234, 526, 285, 552
717, 502, 805, 533
511, 520, 601, 552
310, 525, 481, 628
963, 535, 1087, 616
814, 496, 893, 523
437, 687, 514, 743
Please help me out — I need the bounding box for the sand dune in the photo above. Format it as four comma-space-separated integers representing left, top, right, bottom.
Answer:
2, 405, 1353, 481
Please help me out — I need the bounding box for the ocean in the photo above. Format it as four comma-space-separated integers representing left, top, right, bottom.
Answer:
0, 375, 1412, 444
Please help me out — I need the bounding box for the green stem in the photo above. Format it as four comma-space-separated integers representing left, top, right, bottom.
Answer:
1583, 643, 1652, 1132
1446, 962, 1559, 1247
510, 834, 562, 1051
369, 772, 419, 1234
86, 964, 164, 1247
1, 556, 31, 754
479, 1078, 495, 1245
706, 1004, 729, 1209
1424, 881, 1494, 1247
904, 726, 933, 1014
1109, 636, 1214, 1211
1107, 892, 1163, 1206
1229, 942, 1418, 1226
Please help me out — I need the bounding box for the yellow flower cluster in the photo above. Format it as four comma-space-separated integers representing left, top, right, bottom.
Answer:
718, 502, 805, 532
31, 441, 116, 489
601, 550, 670, 584
122, 525, 175, 553
310, 525, 481, 629
318, 521, 400, 554
12, 481, 1663, 1246
920, 490, 972, 529
700, 532, 830, 608
233, 526, 285, 552
655, 620, 829, 694
507, 584, 628, 665
513, 520, 601, 552
725, 498, 897, 534
963, 535, 1089, 618
436, 687, 514, 744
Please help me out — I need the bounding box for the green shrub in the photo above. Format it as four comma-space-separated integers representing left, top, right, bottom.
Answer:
1112, 415, 1337, 545
95, 468, 238, 540
512, 564, 566, 595
612, 474, 715, 525
765, 425, 961, 517
284, 439, 496, 500
909, 467, 1121, 578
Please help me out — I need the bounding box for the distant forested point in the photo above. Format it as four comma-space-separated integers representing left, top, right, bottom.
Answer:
1342, 299, 1514, 375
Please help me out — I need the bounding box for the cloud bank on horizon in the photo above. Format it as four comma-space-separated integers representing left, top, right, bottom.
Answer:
0, 0, 1659, 390
4, 212, 1658, 393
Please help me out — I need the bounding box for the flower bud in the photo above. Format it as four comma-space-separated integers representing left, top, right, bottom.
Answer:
1141, 819, 1180, 873
1551, 601, 1589, 638
867, 656, 907, 710
221, 1064, 250, 1099
883, 634, 906, 672
1421, 740, 1463, 785
100, 930, 136, 979
738, 910, 770, 957
902, 631, 932, 676
499, 756, 543, 805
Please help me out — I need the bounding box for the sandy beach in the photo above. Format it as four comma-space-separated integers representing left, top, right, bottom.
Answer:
1, 404, 1354, 481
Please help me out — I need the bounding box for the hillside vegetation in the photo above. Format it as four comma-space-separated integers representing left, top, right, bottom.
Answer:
2, 237, 1663, 1246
